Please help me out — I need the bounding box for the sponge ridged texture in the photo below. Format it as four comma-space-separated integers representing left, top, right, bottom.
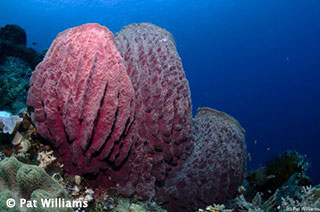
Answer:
114, 23, 193, 198
157, 107, 247, 212
27, 23, 136, 175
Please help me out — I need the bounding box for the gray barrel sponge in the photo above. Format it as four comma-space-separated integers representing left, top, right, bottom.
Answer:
0, 157, 73, 212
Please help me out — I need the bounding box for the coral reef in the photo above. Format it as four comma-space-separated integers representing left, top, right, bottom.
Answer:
0, 156, 72, 212
95, 194, 166, 212
0, 57, 32, 113
0, 24, 43, 69
115, 23, 193, 199
280, 185, 320, 211
245, 150, 311, 201
4, 21, 320, 212
0, 24, 45, 113
27, 23, 136, 180
236, 185, 320, 212
157, 107, 247, 211
0, 24, 26, 46
265, 151, 310, 194
26, 22, 250, 209
238, 151, 313, 211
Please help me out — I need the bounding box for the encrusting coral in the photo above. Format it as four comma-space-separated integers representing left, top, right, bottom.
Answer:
0, 156, 73, 212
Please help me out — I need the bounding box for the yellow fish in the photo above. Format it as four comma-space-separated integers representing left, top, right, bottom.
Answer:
248, 153, 252, 161
254, 140, 257, 145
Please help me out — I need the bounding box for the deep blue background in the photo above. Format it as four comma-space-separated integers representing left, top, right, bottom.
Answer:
1, 0, 320, 184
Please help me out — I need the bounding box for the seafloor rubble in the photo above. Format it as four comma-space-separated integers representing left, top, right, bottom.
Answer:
0, 23, 319, 212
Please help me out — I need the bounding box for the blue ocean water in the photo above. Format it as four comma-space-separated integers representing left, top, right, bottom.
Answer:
1, 0, 319, 184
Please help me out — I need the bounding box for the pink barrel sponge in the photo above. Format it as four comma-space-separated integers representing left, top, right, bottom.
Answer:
114, 23, 193, 198
27, 22, 193, 200
27, 23, 136, 175
157, 107, 247, 211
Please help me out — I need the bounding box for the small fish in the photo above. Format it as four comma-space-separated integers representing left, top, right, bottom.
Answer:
267, 147, 270, 151
248, 153, 252, 161
254, 140, 257, 145
32, 42, 37, 46
267, 174, 275, 179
